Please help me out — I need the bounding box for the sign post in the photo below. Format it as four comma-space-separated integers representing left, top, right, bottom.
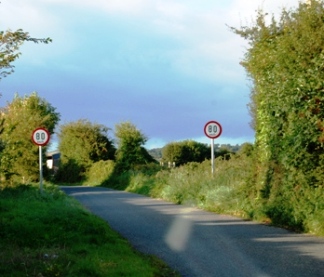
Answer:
32, 128, 50, 193
204, 121, 222, 175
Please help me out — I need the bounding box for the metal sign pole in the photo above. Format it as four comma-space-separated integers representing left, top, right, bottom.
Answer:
32, 128, 50, 193
39, 145, 43, 193
211, 139, 215, 175
204, 121, 222, 176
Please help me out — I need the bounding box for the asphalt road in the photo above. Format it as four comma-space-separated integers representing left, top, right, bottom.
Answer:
60, 186, 324, 277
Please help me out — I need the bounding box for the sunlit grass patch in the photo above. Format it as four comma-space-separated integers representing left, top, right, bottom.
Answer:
0, 184, 179, 277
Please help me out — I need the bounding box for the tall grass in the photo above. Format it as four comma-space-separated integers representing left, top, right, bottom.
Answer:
104, 154, 324, 236
153, 157, 257, 218
0, 184, 179, 276
106, 156, 256, 218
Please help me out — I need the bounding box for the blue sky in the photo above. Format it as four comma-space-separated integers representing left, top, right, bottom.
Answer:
0, 0, 300, 149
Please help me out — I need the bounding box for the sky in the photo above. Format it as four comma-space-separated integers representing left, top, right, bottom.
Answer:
0, 0, 301, 149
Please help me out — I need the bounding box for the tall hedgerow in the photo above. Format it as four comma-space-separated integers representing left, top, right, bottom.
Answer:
231, 0, 324, 230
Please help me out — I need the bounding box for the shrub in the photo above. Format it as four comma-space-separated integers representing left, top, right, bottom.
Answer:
85, 160, 115, 186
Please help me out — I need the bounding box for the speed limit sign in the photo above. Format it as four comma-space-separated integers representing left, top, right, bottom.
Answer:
204, 121, 222, 139
32, 128, 50, 146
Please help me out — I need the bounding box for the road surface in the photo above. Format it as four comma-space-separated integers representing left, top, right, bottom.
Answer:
61, 186, 324, 277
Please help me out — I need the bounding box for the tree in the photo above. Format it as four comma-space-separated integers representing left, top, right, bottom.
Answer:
0, 29, 51, 80
0, 92, 60, 184
0, 10, 52, 184
114, 121, 154, 170
236, 142, 254, 157
162, 140, 210, 166
232, 0, 324, 228
57, 119, 115, 182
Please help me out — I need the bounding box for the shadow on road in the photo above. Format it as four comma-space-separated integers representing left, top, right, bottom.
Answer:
61, 186, 324, 277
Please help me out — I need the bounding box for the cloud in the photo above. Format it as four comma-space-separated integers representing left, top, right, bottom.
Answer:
0, 0, 57, 34
43, 0, 153, 17
1, 0, 246, 83
0, 0, 76, 64
3, 0, 299, 84
228, 0, 301, 26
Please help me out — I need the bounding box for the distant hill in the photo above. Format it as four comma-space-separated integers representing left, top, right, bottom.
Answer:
148, 148, 162, 161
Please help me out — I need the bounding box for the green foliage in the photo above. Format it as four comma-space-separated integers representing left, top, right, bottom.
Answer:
231, 0, 324, 228
0, 92, 60, 185
155, 157, 255, 213
106, 152, 258, 218
236, 142, 254, 157
104, 147, 324, 235
56, 119, 115, 183
0, 184, 179, 277
54, 159, 84, 184
85, 160, 115, 186
162, 140, 210, 166
161, 140, 238, 166
0, 29, 51, 80
114, 121, 155, 171
214, 144, 235, 160
103, 162, 161, 192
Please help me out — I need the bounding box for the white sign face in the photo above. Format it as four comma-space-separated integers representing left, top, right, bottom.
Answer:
204, 121, 222, 139
32, 128, 50, 146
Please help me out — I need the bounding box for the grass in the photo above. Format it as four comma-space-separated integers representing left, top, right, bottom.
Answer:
0, 184, 180, 277
106, 158, 256, 217
101, 156, 324, 237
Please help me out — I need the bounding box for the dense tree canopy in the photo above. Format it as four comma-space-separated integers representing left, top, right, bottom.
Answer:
162, 140, 210, 166
232, 0, 324, 227
57, 119, 115, 182
114, 121, 154, 170
0, 92, 60, 184
161, 141, 240, 166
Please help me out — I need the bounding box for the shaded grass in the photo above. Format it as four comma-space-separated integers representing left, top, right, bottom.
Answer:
0, 184, 180, 277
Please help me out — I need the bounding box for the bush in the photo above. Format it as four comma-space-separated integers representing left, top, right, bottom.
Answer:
54, 159, 85, 183
85, 160, 115, 186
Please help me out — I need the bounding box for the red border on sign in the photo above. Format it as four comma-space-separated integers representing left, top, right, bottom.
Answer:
204, 121, 222, 139
32, 128, 50, 146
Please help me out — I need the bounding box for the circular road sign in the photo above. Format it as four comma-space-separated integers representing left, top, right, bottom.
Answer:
32, 128, 50, 146
204, 121, 222, 139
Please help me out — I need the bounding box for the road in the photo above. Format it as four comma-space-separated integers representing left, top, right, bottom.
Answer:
61, 186, 324, 277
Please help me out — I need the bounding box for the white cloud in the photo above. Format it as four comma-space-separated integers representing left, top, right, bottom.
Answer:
42, 0, 239, 84
156, 0, 187, 19
1, 0, 301, 77
0, 0, 76, 64
0, 0, 56, 34
1, 0, 303, 88
44, 0, 153, 16
145, 138, 167, 150
169, 0, 301, 83
228, 0, 301, 26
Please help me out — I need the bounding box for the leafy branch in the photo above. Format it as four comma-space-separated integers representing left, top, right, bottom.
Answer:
0, 29, 52, 80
